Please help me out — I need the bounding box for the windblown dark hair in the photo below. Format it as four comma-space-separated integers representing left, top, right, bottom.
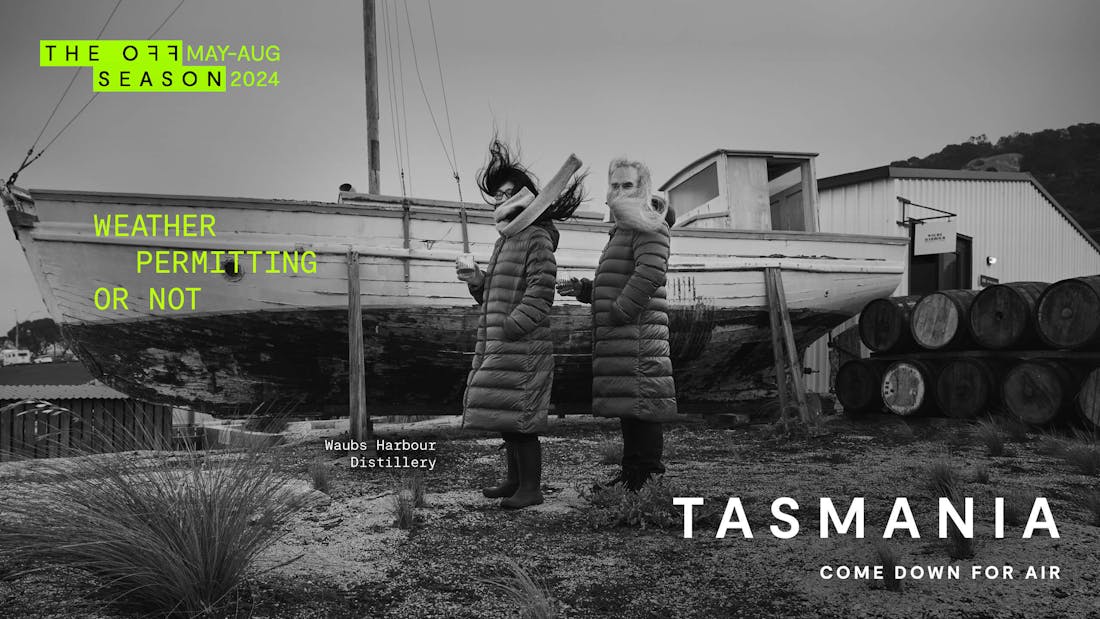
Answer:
477, 139, 538, 203
538, 171, 588, 223
476, 138, 587, 222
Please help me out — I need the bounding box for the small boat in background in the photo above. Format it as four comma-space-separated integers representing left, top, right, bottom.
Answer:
3, 149, 907, 415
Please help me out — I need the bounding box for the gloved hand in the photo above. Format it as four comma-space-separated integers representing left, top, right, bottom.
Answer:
556, 277, 582, 297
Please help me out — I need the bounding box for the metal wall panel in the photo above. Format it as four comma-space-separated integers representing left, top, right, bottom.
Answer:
804, 175, 1100, 395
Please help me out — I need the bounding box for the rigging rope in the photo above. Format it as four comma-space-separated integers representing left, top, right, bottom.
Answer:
392, 0, 412, 195
10, 0, 124, 186
8, 0, 188, 186
401, 2, 457, 181
426, 0, 462, 202
380, 0, 407, 196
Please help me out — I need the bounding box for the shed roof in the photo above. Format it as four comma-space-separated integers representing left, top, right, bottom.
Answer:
0, 361, 95, 385
0, 361, 129, 400
816, 165, 1100, 255
0, 382, 129, 400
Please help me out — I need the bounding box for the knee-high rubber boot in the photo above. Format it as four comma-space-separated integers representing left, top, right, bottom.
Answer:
482, 441, 519, 498
626, 420, 665, 492
501, 441, 543, 509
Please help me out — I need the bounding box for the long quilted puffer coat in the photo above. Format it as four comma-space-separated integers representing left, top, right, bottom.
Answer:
462, 222, 558, 433
589, 221, 678, 421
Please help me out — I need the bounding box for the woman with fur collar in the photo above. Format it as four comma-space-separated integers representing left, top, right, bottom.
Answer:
457, 139, 585, 509
558, 157, 678, 491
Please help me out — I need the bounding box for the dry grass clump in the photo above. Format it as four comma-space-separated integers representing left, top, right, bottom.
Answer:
1001, 489, 1034, 527
924, 459, 962, 500
871, 540, 903, 592
482, 556, 558, 619
1062, 444, 1100, 476
406, 472, 428, 507
995, 415, 1030, 442
0, 446, 300, 617
1035, 432, 1068, 456
974, 419, 1006, 456
309, 461, 331, 494
1080, 489, 1100, 527
946, 523, 975, 560
597, 441, 623, 466
922, 459, 974, 559
392, 491, 416, 529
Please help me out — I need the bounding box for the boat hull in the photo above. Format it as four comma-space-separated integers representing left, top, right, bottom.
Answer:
5, 187, 908, 415
64, 304, 850, 414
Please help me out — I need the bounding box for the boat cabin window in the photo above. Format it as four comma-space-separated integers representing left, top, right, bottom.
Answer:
666, 153, 819, 232
768, 163, 806, 231
667, 162, 719, 215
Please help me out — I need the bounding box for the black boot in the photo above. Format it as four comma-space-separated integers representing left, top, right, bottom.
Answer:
623, 419, 665, 492
482, 441, 519, 498
501, 440, 543, 509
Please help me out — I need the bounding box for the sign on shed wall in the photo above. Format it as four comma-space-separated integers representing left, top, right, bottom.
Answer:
913, 219, 957, 255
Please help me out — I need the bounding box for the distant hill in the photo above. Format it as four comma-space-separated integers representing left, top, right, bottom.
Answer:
891, 123, 1100, 239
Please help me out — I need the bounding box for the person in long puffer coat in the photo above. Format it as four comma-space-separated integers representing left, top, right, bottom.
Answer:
457, 139, 585, 509
557, 157, 679, 491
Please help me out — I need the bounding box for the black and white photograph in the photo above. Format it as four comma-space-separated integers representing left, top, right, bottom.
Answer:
1, 1, 1098, 617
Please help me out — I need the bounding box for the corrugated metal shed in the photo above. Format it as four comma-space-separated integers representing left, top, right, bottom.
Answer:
0, 382, 129, 400
803, 166, 1100, 393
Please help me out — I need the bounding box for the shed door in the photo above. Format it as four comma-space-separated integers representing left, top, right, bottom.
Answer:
909, 234, 973, 295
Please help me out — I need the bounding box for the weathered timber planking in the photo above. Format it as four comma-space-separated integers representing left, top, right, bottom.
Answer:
935, 358, 1003, 419
1036, 275, 1100, 350
1002, 360, 1078, 426
910, 289, 980, 350
859, 295, 922, 352
1076, 367, 1100, 430
968, 282, 1048, 350
835, 359, 887, 413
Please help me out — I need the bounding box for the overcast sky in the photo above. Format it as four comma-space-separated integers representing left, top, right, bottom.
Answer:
1, 0, 1098, 333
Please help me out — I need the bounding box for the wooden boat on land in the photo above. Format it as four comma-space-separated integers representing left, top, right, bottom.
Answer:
4, 149, 907, 414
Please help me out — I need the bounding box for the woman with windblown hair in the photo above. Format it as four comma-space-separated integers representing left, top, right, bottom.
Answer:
456, 139, 585, 509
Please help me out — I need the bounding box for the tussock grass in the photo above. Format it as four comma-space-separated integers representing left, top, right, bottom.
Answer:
406, 472, 427, 508
1035, 432, 1068, 456
974, 419, 1006, 456
871, 540, 903, 592
241, 397, 302, 434
597, 441, 623, 466
0, 446, 301, 617
995, 415, 1030, 442
1002, 489, 1034, 527
924, 459, 962, 501
1062, 445, 1100, 476
392, 491, 415, 529
1080, 489, 1100, 527
482, 556, 558, 619
946, 524, 975, 560
309, 461, 331, 494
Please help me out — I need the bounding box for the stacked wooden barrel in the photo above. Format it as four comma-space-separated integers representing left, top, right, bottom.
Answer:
835, 277, 1100, 428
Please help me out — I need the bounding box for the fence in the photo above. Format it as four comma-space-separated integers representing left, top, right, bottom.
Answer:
0, 398, 172, 462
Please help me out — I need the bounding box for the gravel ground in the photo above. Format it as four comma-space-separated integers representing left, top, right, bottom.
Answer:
1, 411, 1099, 618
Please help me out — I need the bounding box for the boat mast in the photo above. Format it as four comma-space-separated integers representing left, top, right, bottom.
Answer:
364, 0, 381, 194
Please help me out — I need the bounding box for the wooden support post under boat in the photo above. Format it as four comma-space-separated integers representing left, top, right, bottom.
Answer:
765, 268, 812, 425
347, 250, 372, 448
766, 272, 791, 430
